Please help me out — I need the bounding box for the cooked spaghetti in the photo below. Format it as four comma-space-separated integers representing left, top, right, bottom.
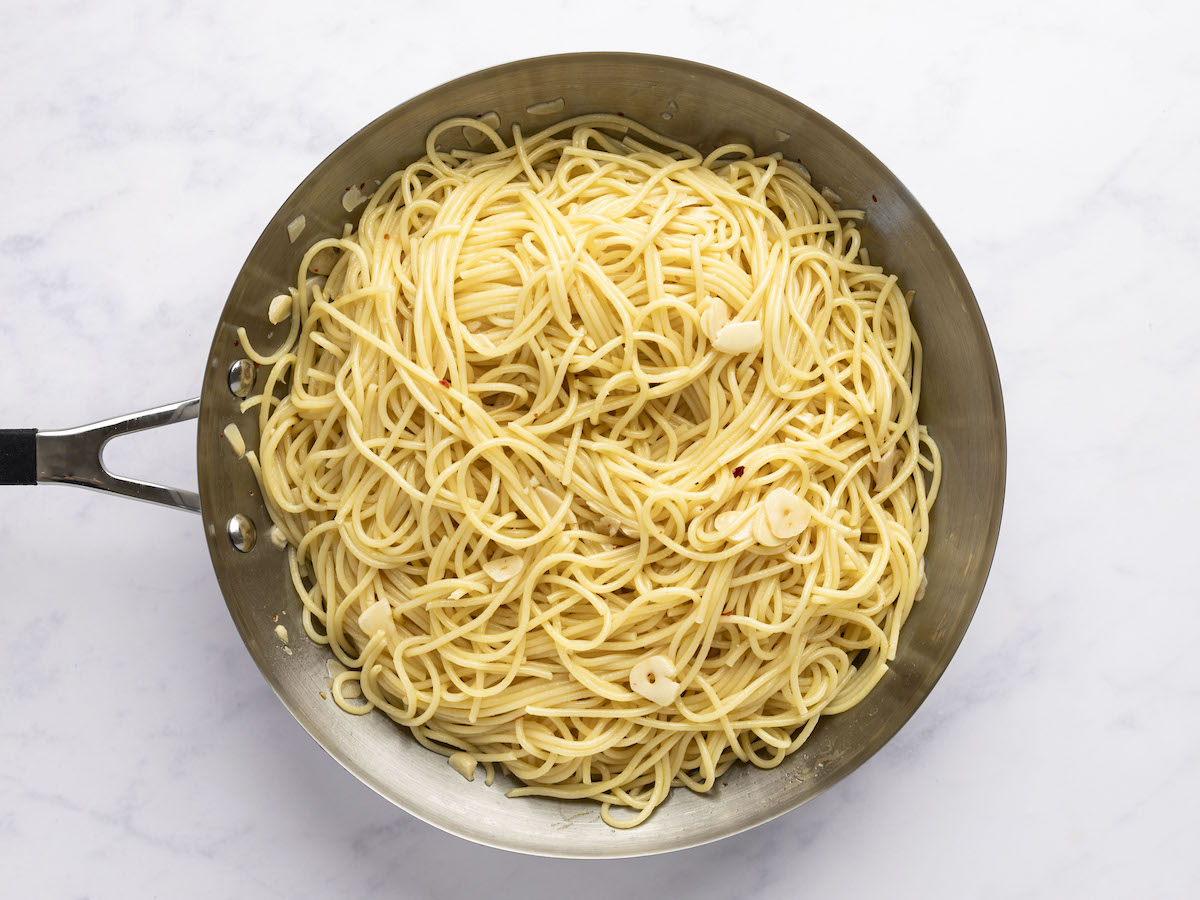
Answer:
238, 114, 940, 827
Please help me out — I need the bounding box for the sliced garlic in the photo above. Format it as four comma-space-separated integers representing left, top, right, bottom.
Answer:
714, 509, 754, 541
764, 488, 811, 539
821, 186, 843, 206
525, 97, 565, 116
274, 624, 289, 643
629, 655, 680, 706
464, 111, 501, 147
778, 159, 811, 182
269, 525, 288, 549
448, 751, 478, 782
712, 321, 763, 355
534, 485, 576, 523
222, 423, 245, 459
325, 658, 361, 698
342, 184, 370, 211
700, 297, 730, 341
357, 599, 396, 641
286, 214, 306, 243
267, 293, 292, 325
751, 507, 786, 547
481, 555, 524, 582
308, 247, 339, 276
597, 515, 621, 537
872, 449, 899, 486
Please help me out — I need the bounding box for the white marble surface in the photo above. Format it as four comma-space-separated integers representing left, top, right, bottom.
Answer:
2, 0, 1198, 895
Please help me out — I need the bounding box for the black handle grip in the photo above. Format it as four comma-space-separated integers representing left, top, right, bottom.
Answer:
0, 429, 38, 485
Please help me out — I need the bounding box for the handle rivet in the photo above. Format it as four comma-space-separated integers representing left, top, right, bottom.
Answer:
227, 513, 256, 552
228, 359, 256, 399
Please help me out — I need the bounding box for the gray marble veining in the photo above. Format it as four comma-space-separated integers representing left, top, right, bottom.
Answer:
1, 0, 1197, 896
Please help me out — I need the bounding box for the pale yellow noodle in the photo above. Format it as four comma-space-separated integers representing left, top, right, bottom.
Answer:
243, 114, 940, 827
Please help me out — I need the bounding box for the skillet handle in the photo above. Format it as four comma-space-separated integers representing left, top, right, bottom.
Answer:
0, 398, 202, 513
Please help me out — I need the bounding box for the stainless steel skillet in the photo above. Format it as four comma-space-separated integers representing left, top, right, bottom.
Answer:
0, 53, 1005, 857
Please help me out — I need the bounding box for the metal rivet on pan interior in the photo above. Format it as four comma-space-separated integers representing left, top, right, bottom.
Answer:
228, 358, 255, 398
227, 514, 256, 552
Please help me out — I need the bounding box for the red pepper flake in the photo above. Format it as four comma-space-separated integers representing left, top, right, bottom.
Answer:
617, 111, 625, 117
249, 490, 255, 496
233, 339, 239, 347
871, 194, 878, 202
732, 465, 745, 477
359, 182, 365, 189
438, 378, 450, 388
320, 691, 327, 700
384, 233, 390, 239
